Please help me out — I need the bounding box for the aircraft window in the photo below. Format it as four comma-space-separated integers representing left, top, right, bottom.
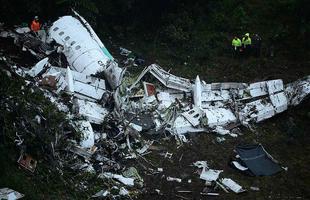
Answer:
71, 41, 76, 46
188, 110, 195, 114
64, 36, 70, 41
75, 45, 81, 50
53, 27, 59, 31
59, 31, 64, 36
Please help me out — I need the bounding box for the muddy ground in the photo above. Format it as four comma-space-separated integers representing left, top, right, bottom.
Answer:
0, 37, 310, 200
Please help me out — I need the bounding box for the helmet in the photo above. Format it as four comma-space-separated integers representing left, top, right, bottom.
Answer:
245, 33, 250, 37
34, 16, 39, 20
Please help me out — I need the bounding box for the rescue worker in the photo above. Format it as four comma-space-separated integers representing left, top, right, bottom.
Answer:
252, 33, 262, 57
242, 33, 252, 56
231, 36, 242, 57
30, 16, 41, 33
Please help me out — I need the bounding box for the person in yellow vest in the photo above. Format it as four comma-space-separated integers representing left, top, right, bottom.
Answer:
242, 33, 252, 56
232, 36, 242, 57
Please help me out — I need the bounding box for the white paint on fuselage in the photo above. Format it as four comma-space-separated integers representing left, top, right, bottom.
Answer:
48, 15, 124, 89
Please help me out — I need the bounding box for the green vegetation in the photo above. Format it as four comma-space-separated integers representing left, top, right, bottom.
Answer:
1, 0, 309, 63
0, 67, 68, 158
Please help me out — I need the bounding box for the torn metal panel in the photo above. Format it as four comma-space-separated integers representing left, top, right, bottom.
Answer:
65, 66, 74, 93
235, 144, 282, 176
122, 167, 144, 187
221, 178, 245, 193
270, 92, 288, 113
15, 27, 30, 34
0, 28, 53, 59
285, 75, 310, 106
193, 161, 222, 182
92, 189, 110, 198
69, 145, 94, 159
210, 82, 247, 90
231, 161, 248, 171
204, 108, 237, 127
200, 169, 222, 182
17, 153, 37, 173
213, 126, 231, 136
73, 120, 95, 148
102, 173, 135, 186
266, 79, 283, 94
247, 81, 268, 98
136, 141, 153, 154
143, 81, 156, 96
201, 101, 226, 109
73, 99, 108, 124
38, 75, 58, 89
172, 116, 207, 135
119, 47, 132, 56
128, 122, 143, 132
201, 89, 231, 106
193, 161, 208, 169
0, 188, 24, 200
37, 66, 108, 101
125, 112, 155, 131
166, 177, 182, 183
71, 72, 107, 101
157, 92, 174, 109
193, 76, 202, 107
149, 64, 192, 92
130, 64, 192, 92
26, 57, 50, 77
238, 98, 275, 123
181, 107, 204, 127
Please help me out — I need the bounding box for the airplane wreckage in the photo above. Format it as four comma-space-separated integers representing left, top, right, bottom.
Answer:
0, 11, 310, 198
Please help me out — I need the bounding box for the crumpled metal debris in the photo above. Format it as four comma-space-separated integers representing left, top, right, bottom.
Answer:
100, 173, 135, 186
17, 152, 37, 173
123, 167, 144, 187
166, 176, 182, 183
0, 188, 24, 200
92, 186, 129, 199
231, 144, 283, 176
193, 161, 223, 182
220, 178, 246, 193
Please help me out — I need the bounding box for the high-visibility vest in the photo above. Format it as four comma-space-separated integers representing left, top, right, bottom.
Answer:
242, 37, 252, 46
232, 38, 242, 47
31, 20, 41, 32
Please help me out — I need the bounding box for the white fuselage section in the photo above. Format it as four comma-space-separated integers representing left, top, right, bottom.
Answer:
48, 15, 124, 89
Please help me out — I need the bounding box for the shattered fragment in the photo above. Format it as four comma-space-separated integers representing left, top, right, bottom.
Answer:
123, 167, 144, 187
101, 173, 135, 186
221, 178, 245, 193
166, 177, 182, 183
193, 161, 223, 182
233, 144, 282, 176
73, 99, 108, 124
92, 189, 110, 198
73, 120, 95, 148
17, 152, 37, 173
0, 188, 24, 200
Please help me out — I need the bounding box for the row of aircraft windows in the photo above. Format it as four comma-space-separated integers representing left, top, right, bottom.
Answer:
53, 27, 81, 50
